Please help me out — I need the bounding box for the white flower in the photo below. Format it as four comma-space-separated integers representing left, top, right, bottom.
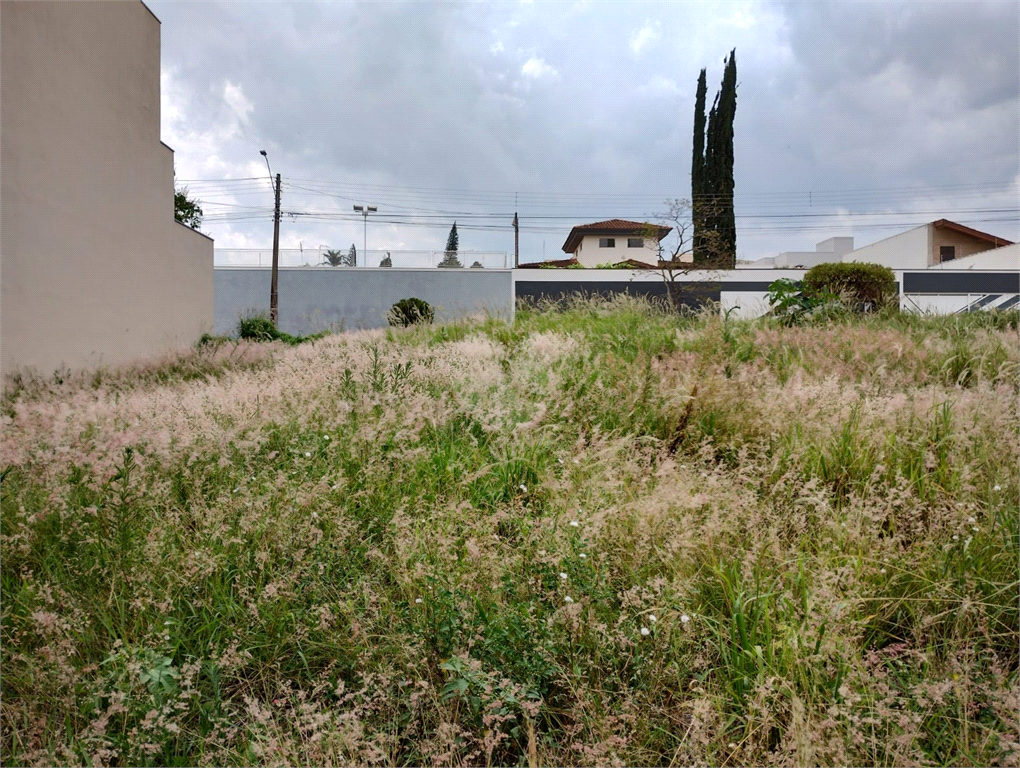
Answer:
952, 534, 959, 540
564, 596, 574, 603
649, 614, 657, 623
728, 742, 737, 749
972, 526, 979, 532
324, 435, 330, 440
305, 452, 311, 458
579, 553, 587, 559
232, 488, 239, 493
967, 516, 976, 523
415, 598, 422, 604
311, 512, 319, 520
557, 458, 564, 465
559, 572, 568, 580
993, 484, 1001, 491
680, 614, 690, 624
879, 568, 886, 574
569, 520, 579, 527
640, 626, 650, 636
163, 634, 170, 641
519, 484, 527, 492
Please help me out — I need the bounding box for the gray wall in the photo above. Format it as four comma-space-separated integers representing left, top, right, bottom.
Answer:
215, 267, 514, 336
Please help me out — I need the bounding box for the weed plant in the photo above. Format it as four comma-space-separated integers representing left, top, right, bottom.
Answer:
1, 297, 1017, 766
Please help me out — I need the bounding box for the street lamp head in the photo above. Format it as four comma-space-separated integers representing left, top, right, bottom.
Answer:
260, 150, 267, 157
367, 206, 378, 212
353, 205, 363, 212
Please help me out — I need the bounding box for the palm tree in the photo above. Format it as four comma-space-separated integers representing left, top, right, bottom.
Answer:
322, 249, 344, 267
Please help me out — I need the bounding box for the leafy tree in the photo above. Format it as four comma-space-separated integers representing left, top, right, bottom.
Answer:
691, 50, 737, 268
439, 222, 462, 267
643, 198, 727, 312
346, 243, 357, 267
322, 249, 345, 267
174, 188, 203, 230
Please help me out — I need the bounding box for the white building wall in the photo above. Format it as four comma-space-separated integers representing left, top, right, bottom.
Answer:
926, 243, 1019, 270
843, 225, 931, 270
775, 251, 835, 268
573, 233, 665, 267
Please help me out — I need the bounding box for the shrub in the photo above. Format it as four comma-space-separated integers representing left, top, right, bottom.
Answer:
804, 262, 896, 307
237, 313, 325, 345
238, 313, 281, 342
389, 297, 435, 327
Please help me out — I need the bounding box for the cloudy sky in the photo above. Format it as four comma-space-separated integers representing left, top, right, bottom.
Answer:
152, 0, 1019, 266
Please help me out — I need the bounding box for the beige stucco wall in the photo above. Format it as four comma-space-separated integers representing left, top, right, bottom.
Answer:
929, 227, 1003, 266
1, 0, 213, 378
572, 233, 669, 267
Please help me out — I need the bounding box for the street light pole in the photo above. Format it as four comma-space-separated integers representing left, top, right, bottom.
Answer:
260, 150, 281, 325
353, 205, 377, 267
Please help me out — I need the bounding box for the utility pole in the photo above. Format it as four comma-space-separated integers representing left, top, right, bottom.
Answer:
270, 173, 281, 324
513, 212, 519, 268
260, 150, 282, 326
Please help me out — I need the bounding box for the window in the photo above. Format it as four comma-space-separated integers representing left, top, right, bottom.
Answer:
940, 245, 956, 262
599, 238, 615, 248
627, 238, 644, 248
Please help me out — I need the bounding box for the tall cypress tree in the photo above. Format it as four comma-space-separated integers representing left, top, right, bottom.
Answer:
692, 50, 737, 268
691, 69, 708, 263
716, 50, 737, 267
445, 221, 459, 255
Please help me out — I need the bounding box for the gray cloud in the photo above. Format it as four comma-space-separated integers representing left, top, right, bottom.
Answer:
153, 0, 1019, 260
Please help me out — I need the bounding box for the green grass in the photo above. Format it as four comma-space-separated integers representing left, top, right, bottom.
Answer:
2, 299, 1017, 766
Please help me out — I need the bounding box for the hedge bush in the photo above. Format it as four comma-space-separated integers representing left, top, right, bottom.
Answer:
803, 262, 896, 306
388, 297, 435, 327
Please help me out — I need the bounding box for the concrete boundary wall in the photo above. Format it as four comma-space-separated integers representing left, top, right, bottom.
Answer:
214, 266, 1020, 338
214, 267, 514, 336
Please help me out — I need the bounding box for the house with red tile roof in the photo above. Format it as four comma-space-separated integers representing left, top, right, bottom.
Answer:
561, 219, 672, 268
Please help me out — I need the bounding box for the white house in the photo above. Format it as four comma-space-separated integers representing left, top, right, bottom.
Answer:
738, 236, 855, 269
842, 219, 1012, 271
561, 219, 672, 268
925, 242, 1019, 270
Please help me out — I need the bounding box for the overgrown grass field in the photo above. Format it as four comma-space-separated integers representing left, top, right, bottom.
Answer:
2, 299, 1017, 766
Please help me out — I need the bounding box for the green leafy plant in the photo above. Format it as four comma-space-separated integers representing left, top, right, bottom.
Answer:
237, 312, 326, 345
766, 278, 832, 326
388, 297, 435, 327
804, 261, 896, 308
237, 314, 281, 342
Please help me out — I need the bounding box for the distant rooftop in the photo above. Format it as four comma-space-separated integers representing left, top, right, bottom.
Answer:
562, 219, 671, 253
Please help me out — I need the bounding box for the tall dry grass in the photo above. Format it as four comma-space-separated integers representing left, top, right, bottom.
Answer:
1, 298, 1017, 766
